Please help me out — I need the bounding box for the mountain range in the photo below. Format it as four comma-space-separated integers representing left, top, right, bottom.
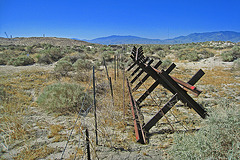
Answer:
82, 31, 240, 45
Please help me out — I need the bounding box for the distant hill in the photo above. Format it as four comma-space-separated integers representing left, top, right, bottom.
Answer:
170, 31, 240, 44
85, 35, 164, 45
0, 37, 91, 47
85, 31, 240, 45
85, 35, 163, 45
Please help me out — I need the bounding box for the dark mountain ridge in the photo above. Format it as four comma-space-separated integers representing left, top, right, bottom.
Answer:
85, 31, 240, 45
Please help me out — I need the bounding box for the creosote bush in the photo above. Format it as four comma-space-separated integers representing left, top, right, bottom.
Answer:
37, 83, 93, 114
221, 51, 235, 62
71, 59, 93, 81
37, 47, 64, 64
73, 59, 93, 71
54, 60, 73, 76
232, 58, 240, 71
101, 51, 115, 62
0, 52, 11, 65
8, 55, 35, 66
169, 99, 240, 159
188, 51, 200, 61
161, 59, 172, 69
221, 46, 240, 62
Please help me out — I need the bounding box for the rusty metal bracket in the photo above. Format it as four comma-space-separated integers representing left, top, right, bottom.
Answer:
127, 79, 146, 144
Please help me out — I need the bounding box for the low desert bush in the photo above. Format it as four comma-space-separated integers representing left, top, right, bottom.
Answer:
156, 50, 166, 59
37, 83, 93, 114
101, 51, 115, 62
198, 49, 214, 59
169, 99, 239, 159
0, 85, 6, 102
232, 45, 240, 59
8, 55, 35, 66
221, 46, 240, 62
176, 49, 213, 62
161, 59, 172, 69
221, 51, 234, 62
60, 55, 80, 64
73, 59, 93, 71
232, 58, 240, 71
38, 47, 64, 64
176, 50, 188, 60
54, 60, 73, 76
73, 72, 90, 82
72, 59, 94, 82
188, 51, 200, 61
0, 52, 11, 65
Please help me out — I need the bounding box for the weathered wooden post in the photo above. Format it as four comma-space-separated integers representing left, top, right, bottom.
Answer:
114, 55, 117, 81
103, 58, 114, 106
93, 66, 98, 145
86, 128, 91, 160
123, 69, 125, 119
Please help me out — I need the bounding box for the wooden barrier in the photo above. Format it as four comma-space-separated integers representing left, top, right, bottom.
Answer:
126, 46, 208, 143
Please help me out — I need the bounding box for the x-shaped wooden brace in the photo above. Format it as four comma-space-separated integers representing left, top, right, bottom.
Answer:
128, 46, 208, 136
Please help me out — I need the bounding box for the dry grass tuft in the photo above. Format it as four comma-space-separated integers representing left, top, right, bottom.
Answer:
13, 145, 55, 160
47, 124, 64, 140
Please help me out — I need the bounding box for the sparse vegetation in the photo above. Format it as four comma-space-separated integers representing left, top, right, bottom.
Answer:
221, 46, 240, 62
38, 46, 64, 64
161, 58, 172, 69
232, 58, 240, 71
0, 39, 239, 159
73, 59, 93, 71
8, 55, 35, 66
169, 99, 240, 159
37, 83, 93, 114
221, 50, 235, 62
13, 145, 55, 160
54, 60, 73, 76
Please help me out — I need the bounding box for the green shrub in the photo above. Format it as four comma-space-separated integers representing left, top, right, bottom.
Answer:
0, 53, 11, 65
169, 100, 239, 159
77, 53, 89, 60
60, 55, 80, 64
188, 51, 200, 61
176, 50, 188, 60
0, 85, 7, 102
73, 59, 93, 71
232, 46, 240, 59
8, 55, 35, 66
161, 59, 172, 69
101, 51, 114, 62
54, 60, 73, 76
198, 49, 214, 59
38, 47, 64, 64
156, 50, 166, 58
37, 54, 52, 64
176, 50, 202, 62
232, 58, 240, 71
37, 83, 93, 114
221, 46, 240, 62
73, 72, 90, 82
221, 51, 234, 62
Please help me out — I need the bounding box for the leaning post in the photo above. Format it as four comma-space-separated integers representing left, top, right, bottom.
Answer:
93, 66, 98, 145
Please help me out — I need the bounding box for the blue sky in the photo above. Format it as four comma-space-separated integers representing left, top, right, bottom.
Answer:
0, 0, 240, 40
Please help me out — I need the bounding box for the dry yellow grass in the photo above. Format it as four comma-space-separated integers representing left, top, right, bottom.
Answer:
13, 145, 55, 160
200, 67, 237, 86
47, 124, 64, 139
